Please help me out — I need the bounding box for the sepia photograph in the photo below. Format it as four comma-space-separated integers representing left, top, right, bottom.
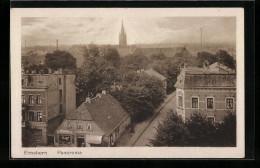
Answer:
11, 8, 244, 158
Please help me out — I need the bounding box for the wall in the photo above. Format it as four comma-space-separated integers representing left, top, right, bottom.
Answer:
64, 74, 76, 117
54, 119, 104, 147
22, 89, 48, 144
176, 88, 185, 121
184, 89, 236, 122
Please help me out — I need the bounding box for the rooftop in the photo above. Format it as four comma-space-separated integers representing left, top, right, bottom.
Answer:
143, 68, 166, 81
68, 94, 129, 135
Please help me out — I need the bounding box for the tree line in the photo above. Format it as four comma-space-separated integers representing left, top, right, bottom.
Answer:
150, 110, 236, 147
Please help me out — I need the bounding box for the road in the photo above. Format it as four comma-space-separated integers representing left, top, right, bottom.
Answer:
132, 91, 176, 146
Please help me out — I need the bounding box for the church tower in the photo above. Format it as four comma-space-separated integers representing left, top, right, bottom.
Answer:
119, 21, 127, 47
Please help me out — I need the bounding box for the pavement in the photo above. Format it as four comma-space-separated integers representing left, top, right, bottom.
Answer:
116, 91, 176, 147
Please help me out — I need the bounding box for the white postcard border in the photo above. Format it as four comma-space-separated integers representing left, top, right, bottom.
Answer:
11, 8, 244, 158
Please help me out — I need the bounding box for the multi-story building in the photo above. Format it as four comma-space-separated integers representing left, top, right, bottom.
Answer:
22, 68, 76, 145
174, 62, 236, 123
54, 90, 131, 147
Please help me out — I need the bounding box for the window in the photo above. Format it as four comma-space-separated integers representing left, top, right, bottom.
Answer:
28, 95, 33, 104
36, 95, 41, 105
77, 124, 83, 130
67, 122, 72, 130
178, 96, 183, 107
59, 135, 71, 145
59, 104, 62, 114
87, 123, 91, 131
59, 78, 62, 85
22, 79, 24, 85
192, 97, 198, 108
22, 95, 26, 104
207, 98, 214, 109
59, 90, 62, 99
207, 117, 215, 124
226, 98, 234, 109
37, 112, 43, 122
29, 111, 34, 121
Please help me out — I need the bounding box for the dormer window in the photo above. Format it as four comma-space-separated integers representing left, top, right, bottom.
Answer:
77, 123, 83, 130
87, 123, 91, 131
67, 122, 72, 130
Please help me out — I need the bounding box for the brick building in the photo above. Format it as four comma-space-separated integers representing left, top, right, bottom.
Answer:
54, 91, 131, 147
22, 69, 76, 145
174, 63, 236, 123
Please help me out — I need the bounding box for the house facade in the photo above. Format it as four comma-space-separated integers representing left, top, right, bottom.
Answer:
22, 69, 76, 145
174, 63, 236, 123
54, 91, 131, 147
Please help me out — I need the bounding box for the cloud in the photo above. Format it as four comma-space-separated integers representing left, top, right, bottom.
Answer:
21, 17, 236, 46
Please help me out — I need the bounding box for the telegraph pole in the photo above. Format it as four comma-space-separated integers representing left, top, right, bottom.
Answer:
56, 39, 58, 51
200, 27, 203, 51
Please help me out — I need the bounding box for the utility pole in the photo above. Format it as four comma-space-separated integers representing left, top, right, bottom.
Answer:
200, 27, 203, 51
56, 39, 58, 51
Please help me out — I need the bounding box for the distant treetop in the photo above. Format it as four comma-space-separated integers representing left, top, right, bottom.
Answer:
45, 50, 76, 71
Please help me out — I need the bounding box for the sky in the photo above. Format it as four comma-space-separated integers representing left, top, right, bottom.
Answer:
21, 17, 236, 46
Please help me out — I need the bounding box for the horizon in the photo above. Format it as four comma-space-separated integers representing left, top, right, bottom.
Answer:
22, 17, 236, 47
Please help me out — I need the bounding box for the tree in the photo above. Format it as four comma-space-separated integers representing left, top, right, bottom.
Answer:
150, 109, 189, 146
215, 49, 235, 69
103, 47, 121, 68
76, 46, 119, 106
150, 111, 236, 147
197, 51, 217, 67
76, 56, 114, 105
45, 50, 76, 70
185, 112, 217, 146
150, 52, 167, 61
83, 44, 100, 58
215, 112, 236, 146
148, 58, 180, 94
121, 50, 151, 71
111, 73, 165, 123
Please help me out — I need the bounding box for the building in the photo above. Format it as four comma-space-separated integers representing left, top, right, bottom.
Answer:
208, 62, 236, 74
174, 62, 236, 123
54, 91, 131, 147
119, 21, 127, 47
137, 68, 167, 94
22, 68, 76, 145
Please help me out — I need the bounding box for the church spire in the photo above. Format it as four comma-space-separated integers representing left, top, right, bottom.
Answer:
119, 20, 127, 47
121, 20, 125, 34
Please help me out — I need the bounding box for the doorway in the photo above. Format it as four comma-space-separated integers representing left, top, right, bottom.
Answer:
77, 135, 85, 147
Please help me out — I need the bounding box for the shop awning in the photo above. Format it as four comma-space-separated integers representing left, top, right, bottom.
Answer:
85, 135, 103, 144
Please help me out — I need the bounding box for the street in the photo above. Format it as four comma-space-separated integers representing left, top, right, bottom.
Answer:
116, 91, 176, 147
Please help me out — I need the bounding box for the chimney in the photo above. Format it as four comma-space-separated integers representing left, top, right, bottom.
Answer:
102, 90, 107, 95
56, 39, 58, 51
58, 68, 63, 74
96, 93, 102, 98
86, 97, 91, 103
